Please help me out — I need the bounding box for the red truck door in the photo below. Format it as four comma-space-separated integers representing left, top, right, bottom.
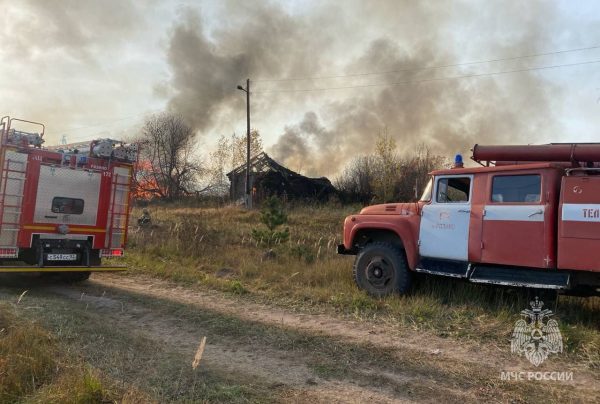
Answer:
480, 173, 553, 268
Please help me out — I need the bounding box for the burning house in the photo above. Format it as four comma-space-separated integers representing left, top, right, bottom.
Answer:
226, 152, 336, 203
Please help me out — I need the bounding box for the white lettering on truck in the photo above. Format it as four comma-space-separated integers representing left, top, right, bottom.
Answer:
562, 204, 600, 222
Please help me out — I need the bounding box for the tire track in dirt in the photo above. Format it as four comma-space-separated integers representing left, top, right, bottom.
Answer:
41, 283, 472, 403
91, 272, 599, 394
3, 272, 596, 402
94, 274, 479, 361
82, 273, 600, 402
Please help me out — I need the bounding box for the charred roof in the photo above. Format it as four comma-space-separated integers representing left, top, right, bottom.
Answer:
227, 152, 336, 202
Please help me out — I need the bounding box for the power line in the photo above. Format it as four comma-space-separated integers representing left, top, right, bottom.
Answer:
253, 58, 600, 94
253, 44, 600, 83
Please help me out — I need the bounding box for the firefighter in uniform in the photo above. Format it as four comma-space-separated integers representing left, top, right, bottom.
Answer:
138, 209, 152, 226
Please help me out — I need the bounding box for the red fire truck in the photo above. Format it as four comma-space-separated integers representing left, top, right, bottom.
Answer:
0, 116, 137, 281
338, 144, 600, 297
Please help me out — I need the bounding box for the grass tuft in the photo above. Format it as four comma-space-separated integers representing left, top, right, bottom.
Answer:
228, 280, 248, 295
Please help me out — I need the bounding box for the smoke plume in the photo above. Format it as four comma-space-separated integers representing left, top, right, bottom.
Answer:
162, 0, 567, 176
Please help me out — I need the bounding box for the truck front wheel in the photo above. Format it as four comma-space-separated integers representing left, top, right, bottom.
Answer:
353, 242, 412, 297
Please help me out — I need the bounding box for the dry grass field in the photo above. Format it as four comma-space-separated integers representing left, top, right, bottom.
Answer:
125, 203, 600, 368
0, 302, 151, 403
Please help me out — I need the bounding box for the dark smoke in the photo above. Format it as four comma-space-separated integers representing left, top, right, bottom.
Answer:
165, 2, 324, 132
0, 0, 142, 62
163, 0, 563, 176
270, 112, 335, 174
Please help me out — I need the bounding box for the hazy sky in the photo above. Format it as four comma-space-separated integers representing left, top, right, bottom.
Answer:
1, 0, 598, 176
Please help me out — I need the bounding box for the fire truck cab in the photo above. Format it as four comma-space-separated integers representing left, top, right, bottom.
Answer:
338, 143, 600, 297
0, 116, 137, 281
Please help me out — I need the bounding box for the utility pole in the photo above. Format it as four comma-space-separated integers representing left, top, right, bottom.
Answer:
245, 78, 251, 209
237, 78, 252, 209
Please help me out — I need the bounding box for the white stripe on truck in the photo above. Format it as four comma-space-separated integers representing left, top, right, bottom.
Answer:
562, 203, 600, 222
483, 205, 545, 222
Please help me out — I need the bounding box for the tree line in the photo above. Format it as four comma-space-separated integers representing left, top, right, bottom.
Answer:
133, 113, 447, 204
334, 131, 447, 204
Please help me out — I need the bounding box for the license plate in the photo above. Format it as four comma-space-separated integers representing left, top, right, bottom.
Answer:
47, 254, 78, 261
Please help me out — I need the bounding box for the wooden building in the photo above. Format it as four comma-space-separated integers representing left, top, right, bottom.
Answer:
226, 152, 336, 203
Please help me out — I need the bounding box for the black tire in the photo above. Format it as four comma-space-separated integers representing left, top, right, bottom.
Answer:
89, 249, 101, 266
352, 242, 412, 297
58, 271, 91, 283
41, 271, 91, 283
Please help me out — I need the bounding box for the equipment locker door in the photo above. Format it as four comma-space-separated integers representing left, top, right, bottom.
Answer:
419, 175, 473, 261
480, 174, 549, 268
34, 165, 101, 226
558, 175, 600, 271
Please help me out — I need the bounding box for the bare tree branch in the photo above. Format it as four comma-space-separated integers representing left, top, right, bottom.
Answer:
135, 113, 203, 200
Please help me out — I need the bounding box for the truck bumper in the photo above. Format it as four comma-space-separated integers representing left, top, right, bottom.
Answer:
0, 265, 126, 273
337, 244, 356, 255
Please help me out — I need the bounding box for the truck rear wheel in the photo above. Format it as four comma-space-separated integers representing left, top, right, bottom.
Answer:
58, 271, 91, 283
89, 249, 101, 266
41, 271, 91, 283
353, 242, 411, 297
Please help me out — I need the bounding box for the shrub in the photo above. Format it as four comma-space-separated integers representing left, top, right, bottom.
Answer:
252, 196, 289, 245
259, 196, 288, 230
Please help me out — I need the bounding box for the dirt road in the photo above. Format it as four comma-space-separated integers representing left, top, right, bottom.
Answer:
0, 273, 598, 403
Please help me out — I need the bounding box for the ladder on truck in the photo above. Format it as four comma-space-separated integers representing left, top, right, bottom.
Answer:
106, 172, 131, 249
0, 154, 27, 257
